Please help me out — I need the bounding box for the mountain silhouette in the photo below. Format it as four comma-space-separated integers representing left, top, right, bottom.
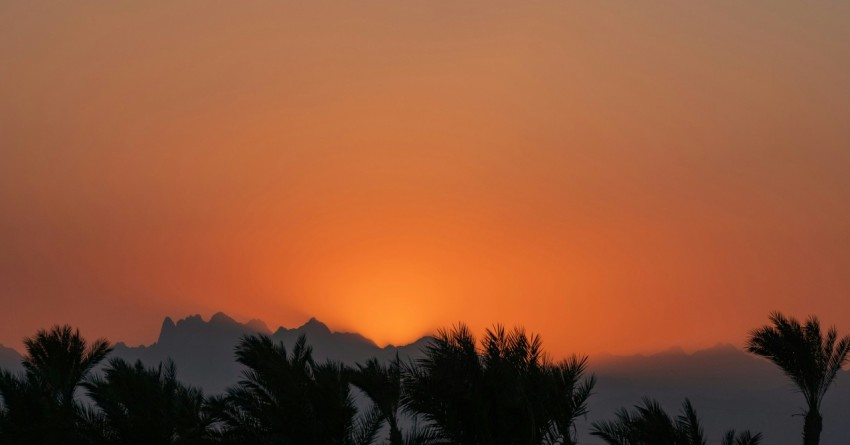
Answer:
2, 315, 850, 444
110, 314, 850, 444
0, 344, 22, 373
111, 312, 431, 394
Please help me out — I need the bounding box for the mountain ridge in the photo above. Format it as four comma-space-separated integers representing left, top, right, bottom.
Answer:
2, 313, 850, 444
108, 312, 433, 395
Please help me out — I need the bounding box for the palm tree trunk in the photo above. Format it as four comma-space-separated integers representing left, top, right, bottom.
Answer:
388, 418, 403, 445
389, 426, 403, 445
803, 409, 822, 445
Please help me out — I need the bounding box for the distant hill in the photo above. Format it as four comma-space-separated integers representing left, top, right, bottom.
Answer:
585, 344, 850, 445
2, 314, 850, 445
110, 312, 431, 395
0, 344, 22, 374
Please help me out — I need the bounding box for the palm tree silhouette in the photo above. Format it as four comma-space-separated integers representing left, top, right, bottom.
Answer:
349, 355, 405, 445
746, 311, 850, 445
84, 358, 213, 444
542, 356, 596, 445
591, 398, 761, 445
721, 430, 763, 445
0, 368, 52, 444
209, 334, 381, 445
23, 325, 112, 408
403, 324, 594, 445
0, 325, 112, 444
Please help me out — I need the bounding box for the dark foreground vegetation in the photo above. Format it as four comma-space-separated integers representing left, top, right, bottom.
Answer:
0, 312, 847, 445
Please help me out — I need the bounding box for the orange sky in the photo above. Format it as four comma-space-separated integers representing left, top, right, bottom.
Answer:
2, 1, 850, 356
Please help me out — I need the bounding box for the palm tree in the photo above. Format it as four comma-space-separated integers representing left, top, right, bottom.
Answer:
542, 356, 596, 445
402, 324, 595, 445
746, 311, 850, 445
23, 325, 112, 407
0, 324, 112, 444
349, 355, 405, 445
84, 358, 213, 444
721, 430, 762, 445
403, 324, 481, 445
591, 398, 701, 445
0, 369, 51, 443
209, 334, 381, 445
591, 398, 760, 445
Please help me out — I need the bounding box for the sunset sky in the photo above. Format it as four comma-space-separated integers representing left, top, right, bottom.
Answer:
2, 1, 849, 356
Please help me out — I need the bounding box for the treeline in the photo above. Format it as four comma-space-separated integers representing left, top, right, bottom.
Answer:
0, 312, 847, 445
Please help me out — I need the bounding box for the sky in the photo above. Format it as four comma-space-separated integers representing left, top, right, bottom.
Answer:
1, 1, 850, 357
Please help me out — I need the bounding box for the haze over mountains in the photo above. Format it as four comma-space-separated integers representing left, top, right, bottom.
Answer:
2, 313, 849, 444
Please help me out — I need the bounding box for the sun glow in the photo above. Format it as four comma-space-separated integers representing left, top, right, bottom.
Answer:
319, 258, 452, 347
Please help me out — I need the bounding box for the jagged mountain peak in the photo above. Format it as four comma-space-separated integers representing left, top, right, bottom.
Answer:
209, 312, 238, 326
173, 314, 205, 328
301, 317, 332, 335
154, 312, 393, 352
113, 312, 432, 395
158, 316, 177, 343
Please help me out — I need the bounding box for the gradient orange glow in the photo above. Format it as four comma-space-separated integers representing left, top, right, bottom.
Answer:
2, 1, 850, 356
